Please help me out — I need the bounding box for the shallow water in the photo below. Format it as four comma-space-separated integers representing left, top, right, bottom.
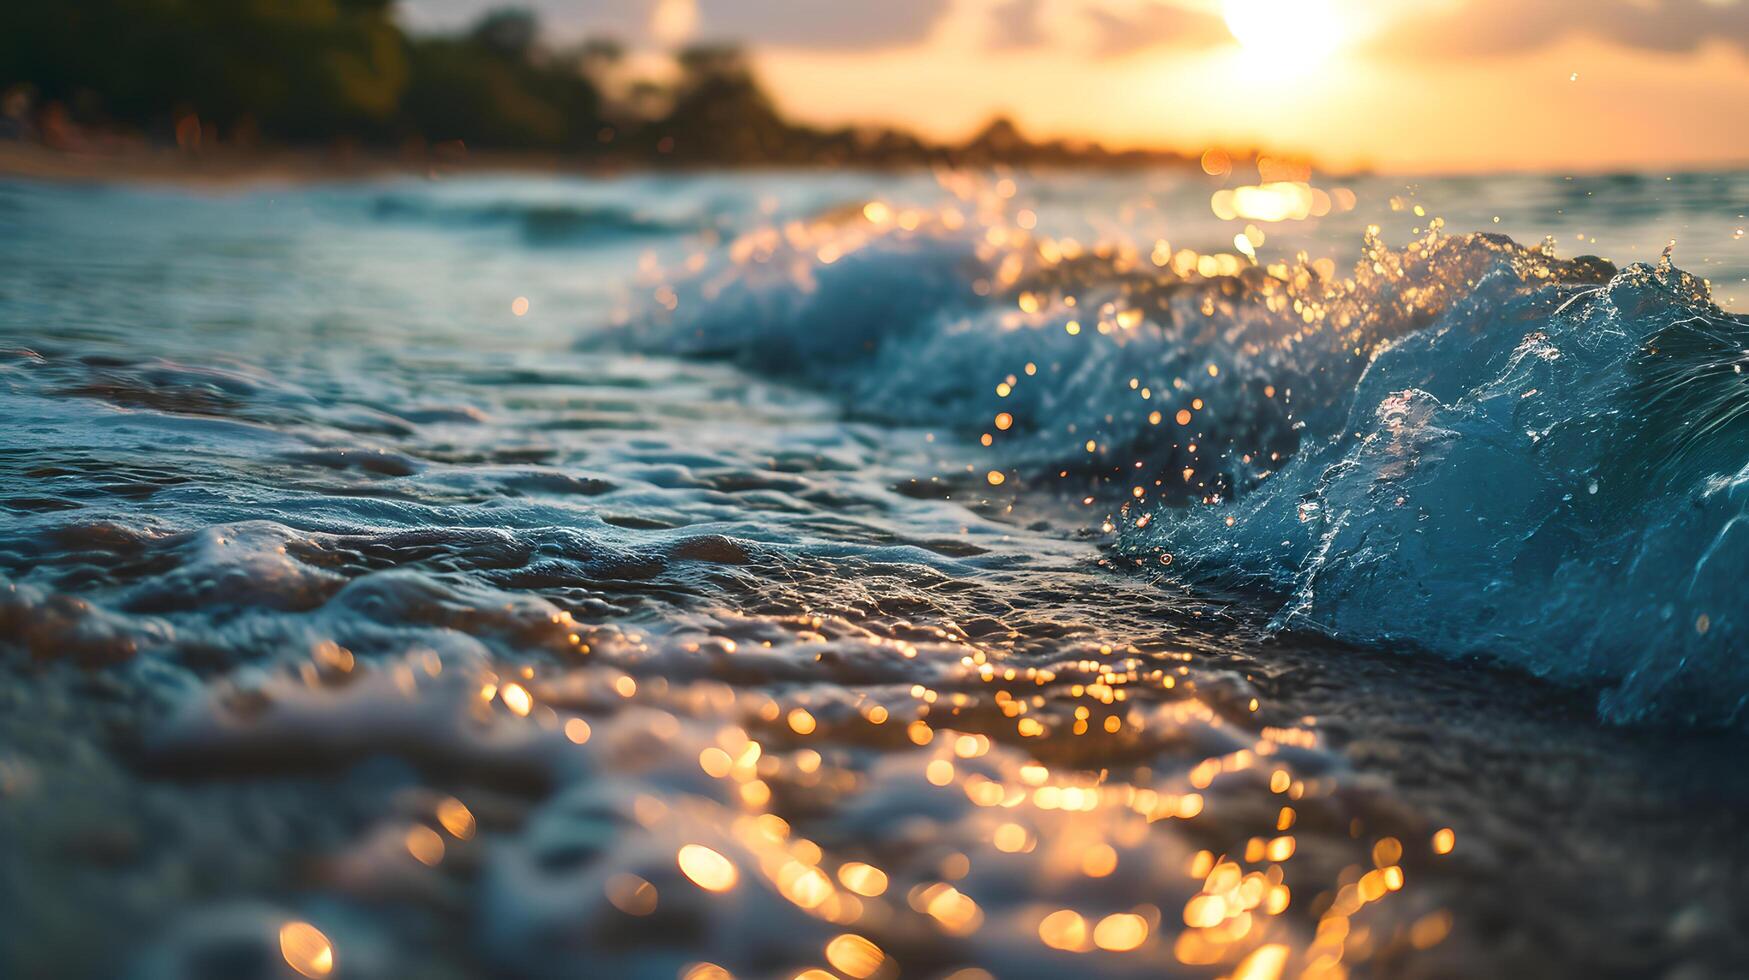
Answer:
1, 170, 1747, 980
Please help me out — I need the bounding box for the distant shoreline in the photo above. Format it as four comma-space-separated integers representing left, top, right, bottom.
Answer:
0, 140, 651, 187
11, 136, 1735, 189
0, 137, 1214, 189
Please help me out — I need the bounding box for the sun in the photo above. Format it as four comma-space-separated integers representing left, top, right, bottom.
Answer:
1221, 0, 1345, 71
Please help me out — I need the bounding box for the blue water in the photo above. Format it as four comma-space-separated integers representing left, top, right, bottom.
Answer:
1118, 244, 1747, 725
2, 169, 1748, 978
613, 172, 1748, 724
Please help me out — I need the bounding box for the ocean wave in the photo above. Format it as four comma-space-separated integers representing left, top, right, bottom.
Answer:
369, 193, 690, 246
612, 206, 1747, 725
1118, 254, 1748, 726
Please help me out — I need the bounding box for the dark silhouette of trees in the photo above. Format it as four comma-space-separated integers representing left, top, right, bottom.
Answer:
401, 11, 602, 150
651, 45, 793, 163
0, 3, 1200, 168
1, 0, 408, 139
467, 8, 541, 61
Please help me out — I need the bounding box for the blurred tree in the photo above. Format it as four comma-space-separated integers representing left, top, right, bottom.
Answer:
467, 8, 539, 61
573, 38, 626, 76
401, 38, 566, 147
654, 45, 792, 164
0, 0, 408, 138
0, 0, 1190, 166
400, 9, 603, 150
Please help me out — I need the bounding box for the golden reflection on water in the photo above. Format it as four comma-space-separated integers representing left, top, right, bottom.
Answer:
277, 921, 335, 978
324, 606, 1460, 979
201, 574, 1477, 980
625, 160, 1603, 539
229, 168, 1529, 977
679, 843, 740, 892
435, 796, 476, 840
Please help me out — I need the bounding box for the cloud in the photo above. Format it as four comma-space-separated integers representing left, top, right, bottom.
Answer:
695, 0, 954, 50
1372, 0, 1749, 59
1083, 1, 1232, 56
989, 0, 1049, 49
399, 0, 954, 50
398, 0, 651, 39
401, 0, 1749, 58
401, 0, 1239, 55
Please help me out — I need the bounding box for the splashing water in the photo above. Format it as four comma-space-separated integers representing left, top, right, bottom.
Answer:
620, 184, 1746, 725
2, 170, 1748, 979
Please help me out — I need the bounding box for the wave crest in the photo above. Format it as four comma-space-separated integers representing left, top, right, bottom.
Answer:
612, 202, 1746, 724
1118, 258, 1748, 725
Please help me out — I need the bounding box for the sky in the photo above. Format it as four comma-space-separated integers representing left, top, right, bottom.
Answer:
401, 0, 1749, 173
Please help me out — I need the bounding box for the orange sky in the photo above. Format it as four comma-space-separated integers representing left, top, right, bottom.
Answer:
756, 1, 1749, 173
408, 0, 1749, 172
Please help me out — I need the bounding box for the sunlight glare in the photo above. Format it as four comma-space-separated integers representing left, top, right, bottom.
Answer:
1222, 0, 1345, 72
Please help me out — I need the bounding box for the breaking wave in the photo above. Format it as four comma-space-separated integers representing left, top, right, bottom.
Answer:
616, 206, 1748, 725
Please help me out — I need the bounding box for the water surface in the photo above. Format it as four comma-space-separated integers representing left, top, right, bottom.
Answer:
2, 169, 1747, 979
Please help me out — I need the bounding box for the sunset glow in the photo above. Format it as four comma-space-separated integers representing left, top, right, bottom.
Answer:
4, 2, 1749, 979
390, 0, 1749, 172
1221, 0, 1345, 71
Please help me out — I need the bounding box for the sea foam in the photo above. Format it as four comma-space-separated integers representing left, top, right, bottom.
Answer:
621, 209, 1748, 724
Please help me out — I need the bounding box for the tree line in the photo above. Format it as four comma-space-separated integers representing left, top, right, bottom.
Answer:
0, 1, 1194, 168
